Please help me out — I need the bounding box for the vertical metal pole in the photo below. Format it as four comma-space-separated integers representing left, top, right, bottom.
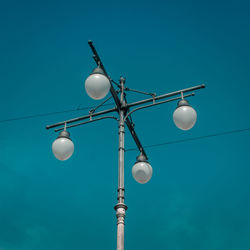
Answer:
114, 77, 127, 250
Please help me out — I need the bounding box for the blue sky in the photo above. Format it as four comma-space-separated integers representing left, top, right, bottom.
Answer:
0, 0, 250, 249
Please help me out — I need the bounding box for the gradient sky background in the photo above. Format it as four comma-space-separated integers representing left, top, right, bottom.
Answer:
0, 0, 250, 249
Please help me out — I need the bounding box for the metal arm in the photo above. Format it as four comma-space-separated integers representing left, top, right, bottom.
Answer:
124, 93, 195, 121
46, 107, 117, 130
54, 116, 118, 132
125, 120, 148, 159
126, 84, 205, 109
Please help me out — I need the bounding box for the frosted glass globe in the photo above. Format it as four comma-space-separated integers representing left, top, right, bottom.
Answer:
85, 73, 110, 100
132, 161, 153, 184
173, 105, 197, 130
52, 137, 74, 161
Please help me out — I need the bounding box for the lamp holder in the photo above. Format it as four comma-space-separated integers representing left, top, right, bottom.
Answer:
90, 66, 106, 76
136, 153, 148, 163
177, 99, 190, 107
58, 130, 71, 140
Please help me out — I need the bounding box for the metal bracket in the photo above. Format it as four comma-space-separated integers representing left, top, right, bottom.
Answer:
152, 94, 156, 104
89, 111, 93, 121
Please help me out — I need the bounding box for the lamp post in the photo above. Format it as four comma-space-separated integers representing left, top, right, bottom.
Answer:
46, 41, 205, 250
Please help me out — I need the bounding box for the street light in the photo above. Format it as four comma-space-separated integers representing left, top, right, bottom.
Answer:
85, 66, 110, 100
46, 40, 205, 250
173, 99, 197, 130
52, 130, 74, 161
132, 154, 153, 184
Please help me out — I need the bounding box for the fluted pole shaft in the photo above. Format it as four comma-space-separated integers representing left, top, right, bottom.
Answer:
115, 77, 127, 250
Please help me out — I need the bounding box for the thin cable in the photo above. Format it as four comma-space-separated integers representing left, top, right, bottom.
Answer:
0, 103, 114, 123
126, 127, 250, 152
89, 95, 113, 114
125, 87, 156, 97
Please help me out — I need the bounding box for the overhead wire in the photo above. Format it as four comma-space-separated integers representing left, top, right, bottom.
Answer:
126, 127, 250, 151
0, 103, 114, 123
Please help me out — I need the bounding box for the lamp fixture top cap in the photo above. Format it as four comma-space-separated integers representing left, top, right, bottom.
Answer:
177, 99, 190, 107
91, 66, 105, 76
136, 153, 148, 163
58, 130, 71, 140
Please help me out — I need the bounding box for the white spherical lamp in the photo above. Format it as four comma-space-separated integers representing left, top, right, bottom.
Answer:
132, 154, 153, 184
85, 67, 110, 100
52, 131, 74, 161
173, 99, 197, 130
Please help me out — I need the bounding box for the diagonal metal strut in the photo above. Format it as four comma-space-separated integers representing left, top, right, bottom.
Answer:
88, 40, 148, 157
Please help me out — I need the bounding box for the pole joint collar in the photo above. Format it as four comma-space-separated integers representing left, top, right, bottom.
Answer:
114, 203, 128, 211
